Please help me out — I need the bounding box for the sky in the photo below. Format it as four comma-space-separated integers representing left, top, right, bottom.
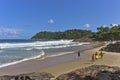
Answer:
0, 0, 120, 39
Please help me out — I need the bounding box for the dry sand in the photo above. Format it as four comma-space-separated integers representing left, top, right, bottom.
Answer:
38, 43, 120, 77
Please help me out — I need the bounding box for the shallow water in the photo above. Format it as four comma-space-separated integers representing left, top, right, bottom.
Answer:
0, 39, 90, 68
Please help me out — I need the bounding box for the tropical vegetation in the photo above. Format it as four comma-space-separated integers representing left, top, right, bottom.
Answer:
32, 24, 120, 41
31, 29, 93, 40
92, 24, 120, 41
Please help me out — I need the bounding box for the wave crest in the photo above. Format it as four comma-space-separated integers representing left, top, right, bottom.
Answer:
0, 50, 45, 68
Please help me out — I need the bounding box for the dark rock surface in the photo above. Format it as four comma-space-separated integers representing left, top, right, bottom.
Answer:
101, 42, 120, 52
56, 65, 120, 80
0, 72, 54, 80
0, 65, 120, 80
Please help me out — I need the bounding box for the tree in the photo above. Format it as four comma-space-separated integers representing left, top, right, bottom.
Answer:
31, 29, 93, 40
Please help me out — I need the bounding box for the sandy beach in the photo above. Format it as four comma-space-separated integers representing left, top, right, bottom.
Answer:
38, 42, 120, 77
0, 42, 120, 78
0, 43, 93, 76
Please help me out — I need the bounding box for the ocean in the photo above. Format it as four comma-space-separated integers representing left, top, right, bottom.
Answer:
0, 39, 90, 68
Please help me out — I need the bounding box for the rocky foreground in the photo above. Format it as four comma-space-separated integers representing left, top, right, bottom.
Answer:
0, 72, 54, 80
56, 65, 120, 80
0, 65, 120, 80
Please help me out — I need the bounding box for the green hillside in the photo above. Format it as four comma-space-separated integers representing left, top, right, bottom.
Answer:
31, 29, 93, 40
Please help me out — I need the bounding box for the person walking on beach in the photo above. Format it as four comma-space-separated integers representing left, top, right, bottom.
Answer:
99, 51, 103, 58
77, 51, 80, 57
92, 53, 95, 61
95, 52, 98, 60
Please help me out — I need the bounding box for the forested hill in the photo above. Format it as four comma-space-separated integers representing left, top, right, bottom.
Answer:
92, 24, 120, 41
31, 29, 93, 40
31, 24, 120, 41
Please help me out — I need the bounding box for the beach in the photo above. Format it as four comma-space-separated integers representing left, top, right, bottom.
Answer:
39, 42, 120, 77
0, 42, 120, 78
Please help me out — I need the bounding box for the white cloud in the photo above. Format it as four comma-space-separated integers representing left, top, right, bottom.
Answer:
111, 24, 118, 27
0, 27, 21, 37
48, 19, 55, 24
84, 24, 91, 28
102, 25, 106, 27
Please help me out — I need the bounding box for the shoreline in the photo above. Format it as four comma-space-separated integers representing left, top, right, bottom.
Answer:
0, 41, 90, 69
38, 42, 120, 77
37, 43, 105, 77
0, 51, 87, 76
0, 42, 96, 69
0, 42, 104, 76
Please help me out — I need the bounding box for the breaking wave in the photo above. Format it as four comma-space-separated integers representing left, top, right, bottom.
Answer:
0, 50, 45, 68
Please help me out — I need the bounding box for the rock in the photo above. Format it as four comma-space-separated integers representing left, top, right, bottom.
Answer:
55, 74, 69, 80
90, 70, 98, 77
95, 70, 120, 80
83, 76, 93, 80
111, 70, 120, 80
0, 76, 15, 80
55, 65, 120, 80
0, 65, 120, 80
101, 42, 120, 52
95, 71, 112, 80
0, 72, 54, 80
56, 72, 83, 80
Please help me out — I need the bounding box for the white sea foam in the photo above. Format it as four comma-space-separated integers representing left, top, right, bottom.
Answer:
0, 40, 90, 50
0, 50, 74, 68
0, 40, 90, 68
0, 50, 45, 68
0, 40, 74, 49
25, 42, 90, 50
25, 48, 34, 50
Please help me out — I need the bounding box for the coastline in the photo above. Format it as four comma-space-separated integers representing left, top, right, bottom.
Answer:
0, 42, 102, 76
37, 42, 106, 77
0, 42, 91, 69
38, 42, 120, 77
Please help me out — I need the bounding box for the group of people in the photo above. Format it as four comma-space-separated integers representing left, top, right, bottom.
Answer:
92, 51, 104, 61
77, 51, 105, 62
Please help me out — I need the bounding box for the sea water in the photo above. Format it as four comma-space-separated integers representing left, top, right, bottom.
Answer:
0, 39, 90, 68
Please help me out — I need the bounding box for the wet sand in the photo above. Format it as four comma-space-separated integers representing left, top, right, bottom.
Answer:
0, 42, 112, 77
0, 51, 87, 76
38, 43, 120, 77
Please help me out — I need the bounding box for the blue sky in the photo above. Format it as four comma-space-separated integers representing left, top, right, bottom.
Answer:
0, 0, 120, 39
